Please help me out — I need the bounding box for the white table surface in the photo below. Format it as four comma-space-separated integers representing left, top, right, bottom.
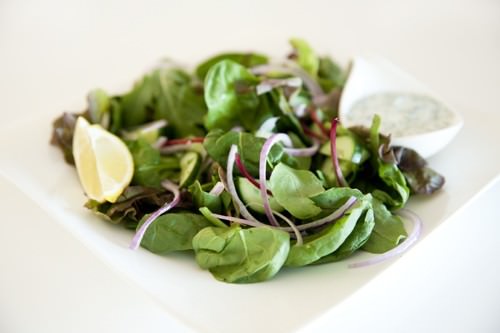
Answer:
1, 0, 499, 332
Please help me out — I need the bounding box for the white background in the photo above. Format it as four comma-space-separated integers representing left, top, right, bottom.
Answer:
1, 0, 499, 332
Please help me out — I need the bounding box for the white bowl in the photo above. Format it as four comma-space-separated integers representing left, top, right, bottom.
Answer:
339, 56, 463, 158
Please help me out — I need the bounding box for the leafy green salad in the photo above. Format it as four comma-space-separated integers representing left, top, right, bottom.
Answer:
51, 38, 444, 283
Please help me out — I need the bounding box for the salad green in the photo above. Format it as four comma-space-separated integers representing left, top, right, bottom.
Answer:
51, 38, 445, 283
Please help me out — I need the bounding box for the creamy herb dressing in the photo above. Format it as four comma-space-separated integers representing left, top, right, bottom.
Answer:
346, 92, 456, 137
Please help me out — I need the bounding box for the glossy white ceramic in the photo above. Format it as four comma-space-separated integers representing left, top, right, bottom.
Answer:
339, 56, 463, 158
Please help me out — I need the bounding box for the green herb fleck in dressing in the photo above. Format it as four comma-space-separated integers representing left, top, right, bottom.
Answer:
347, 92, 456, 137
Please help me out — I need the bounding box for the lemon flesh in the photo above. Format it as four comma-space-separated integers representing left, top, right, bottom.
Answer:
72, 117, 133, 203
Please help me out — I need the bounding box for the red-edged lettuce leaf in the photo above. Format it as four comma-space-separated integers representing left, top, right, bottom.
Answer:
392, 146, 445, 195
85, 186, 194, 228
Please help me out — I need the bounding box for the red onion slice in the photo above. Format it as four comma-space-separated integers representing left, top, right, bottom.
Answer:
122, 119, 168, 141
211, 213, 267, 228
210, 195, 355, 239
284, 139, 320, 157
330, 118, 348, 187
259, 134, 292, 226
348, 208, 423, 268
129, 180, 180, 250
208, 181, 225, 196
272, 210, 303, 245
226, 145, 261, 223
290, 196, 357, 232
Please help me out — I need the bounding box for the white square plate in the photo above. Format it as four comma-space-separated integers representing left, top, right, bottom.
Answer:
0, 89, 498, 333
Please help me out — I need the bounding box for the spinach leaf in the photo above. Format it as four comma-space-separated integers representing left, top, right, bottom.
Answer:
368, 115, 410, 209
196, 52, 268, 80
236, 177, 283, 214
127, 139, 179, 188
154, 68, 206, 137
204, 60, 260, 130
285, 199, 369, 267
314, 206, 375, 263
317, 56, 345, 92
289, 38, 319, 77
120, 68, 206, 137
120, 72, 157, 127
138, 212, 211, 254
203, 129, 239, 167
371, 163, 410, 209
269, 163, 324, 219
310, 187, 365, 211
193, 225, 290, 283
189, 180, 223, 213
87, 89, 111, 127
309, 189, 376, 262
362, 198, 407, 253
203, 130, 283, 176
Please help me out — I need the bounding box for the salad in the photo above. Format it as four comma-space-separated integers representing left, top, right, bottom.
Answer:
51, 39, 444, 283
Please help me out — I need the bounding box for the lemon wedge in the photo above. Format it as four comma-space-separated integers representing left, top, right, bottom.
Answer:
72, 117, 133, 203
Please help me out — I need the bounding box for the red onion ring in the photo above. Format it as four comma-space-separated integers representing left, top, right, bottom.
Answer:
122, 119, 168, 141
291, 196, 357, 231
129, 180, 180, 250
211, 195, 355, 238
226, 145, 261, 223
283, 139, 320, 157
208, 181, 225, 196
348, 208, 423, 268
259, 134, 292, 227
211, 213, 267, 228
272, 210, 303, 245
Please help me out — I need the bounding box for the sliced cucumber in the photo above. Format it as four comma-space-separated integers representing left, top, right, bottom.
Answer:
179, 151, 201, 188
321, 158, 354, 187
237, 177, 284, 214
319, 135, 369, 165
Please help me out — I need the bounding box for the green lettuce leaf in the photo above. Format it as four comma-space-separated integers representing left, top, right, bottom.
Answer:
269, 163, 324, 219
204, 60, 260, 130
362, 198, 407, 253
289, 38, 319, 77
138, 212, 211, 253
127, 139, 179, 188
285, 198, 370, 266
193, 225, 290, 283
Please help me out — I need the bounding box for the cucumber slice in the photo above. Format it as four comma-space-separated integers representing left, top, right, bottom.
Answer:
321, 158, 353, 187
319, 135, 369, 164
237, 177, 284, 214
179, 151, 201, 188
